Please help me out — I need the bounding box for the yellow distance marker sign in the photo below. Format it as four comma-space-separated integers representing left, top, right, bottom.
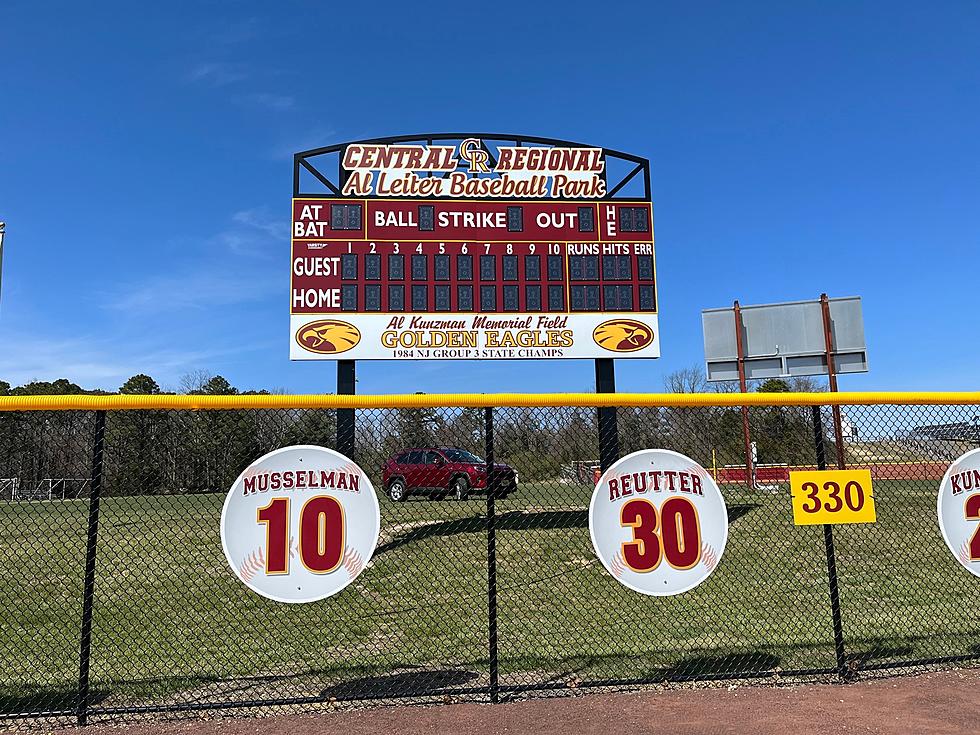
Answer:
789, 469, 876, 526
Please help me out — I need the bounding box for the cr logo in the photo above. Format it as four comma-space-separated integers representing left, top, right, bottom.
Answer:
459, 138, 491, 174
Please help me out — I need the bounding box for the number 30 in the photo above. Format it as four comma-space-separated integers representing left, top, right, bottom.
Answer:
620, 497, 701, 572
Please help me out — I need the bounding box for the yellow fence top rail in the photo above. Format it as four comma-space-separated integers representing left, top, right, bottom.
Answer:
0, 391, 979, 412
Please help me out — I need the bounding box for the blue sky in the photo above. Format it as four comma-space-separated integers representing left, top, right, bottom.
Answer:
1, 1, 978, 394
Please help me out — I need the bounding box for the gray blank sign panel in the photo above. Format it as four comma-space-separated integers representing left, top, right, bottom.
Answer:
702, 297, 868, 381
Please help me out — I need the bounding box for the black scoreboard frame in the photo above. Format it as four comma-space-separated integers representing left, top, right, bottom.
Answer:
293, 133, 653, 471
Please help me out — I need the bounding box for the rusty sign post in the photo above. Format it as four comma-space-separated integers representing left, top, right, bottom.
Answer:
820, 293, 847, 470
733, 300, 755, 488
702, 295, 868, 483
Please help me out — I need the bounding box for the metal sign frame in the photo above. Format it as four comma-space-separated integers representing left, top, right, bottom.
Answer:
701, 293, 868, 490
702, 296, 868, 382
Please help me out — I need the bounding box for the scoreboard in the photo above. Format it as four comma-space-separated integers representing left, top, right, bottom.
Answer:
290, 140, 659, 361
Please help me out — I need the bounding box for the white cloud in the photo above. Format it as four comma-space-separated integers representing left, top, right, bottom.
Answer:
269, 125, 337, 161
101, 208, 286, 314
213, 207, 285, 257
186, 62, 249, 87
105, 269, 280, 314
211, 17, 262, 46
235, 93, 295, 111
231, 207, 287, 240
0, 329, 269, 391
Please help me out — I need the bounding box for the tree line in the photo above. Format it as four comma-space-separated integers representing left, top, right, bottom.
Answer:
0, 370, 830, 496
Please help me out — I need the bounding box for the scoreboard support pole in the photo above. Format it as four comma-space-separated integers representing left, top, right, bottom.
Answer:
334, 149, 357, 458
595, 358, 620, 473
820, 293, 847, 470
337, 360, 356, 457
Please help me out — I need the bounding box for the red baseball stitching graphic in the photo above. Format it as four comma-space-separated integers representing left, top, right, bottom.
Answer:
684, 463, 711, 484
239, 547, 265, 583
343, 545, 364, 578
959, 540, 972, 566
609, 550, 626, 579
701, 543, 718, 572
240, 536, 297, 583
335, 461, 364, 491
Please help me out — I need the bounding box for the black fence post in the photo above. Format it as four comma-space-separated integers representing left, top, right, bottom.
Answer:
76, 410, 106, 726
337, 360, 356, 457
484, 406, 499, 704
595, 358, 619, 472
811, 405, 849, 681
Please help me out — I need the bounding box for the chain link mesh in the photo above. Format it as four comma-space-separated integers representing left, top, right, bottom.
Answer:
1, 401, 978, 724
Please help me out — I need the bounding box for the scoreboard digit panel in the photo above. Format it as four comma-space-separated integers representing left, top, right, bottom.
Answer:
291, 199, 652, 243
291, 197, 658, 361
291, 240, 657, 315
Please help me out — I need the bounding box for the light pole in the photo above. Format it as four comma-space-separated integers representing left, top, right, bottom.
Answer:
0, 222, 5, 315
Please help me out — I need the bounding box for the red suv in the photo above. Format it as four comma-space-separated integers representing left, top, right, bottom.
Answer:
381, 447, 518, 502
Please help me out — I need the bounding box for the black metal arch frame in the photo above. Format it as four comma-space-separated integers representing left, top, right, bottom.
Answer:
293, 133, 651, 200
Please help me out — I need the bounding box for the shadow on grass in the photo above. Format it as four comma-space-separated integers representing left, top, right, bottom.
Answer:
498, 649, 785, 690
727, 503, 757, 523
377, 504, 757, 556
846, 643, 915, 671
0, 685, 108, 716
320, 668, 478, 699
660, 651, 782, 679
376, 510, 587, 555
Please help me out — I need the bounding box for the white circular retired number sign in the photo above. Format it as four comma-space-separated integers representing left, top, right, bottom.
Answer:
589, 449, 728, 596
221, 445, 380, 603
937, 448, 980, 578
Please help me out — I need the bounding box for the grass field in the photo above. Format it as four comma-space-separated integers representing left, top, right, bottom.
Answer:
2, 479, 979, 714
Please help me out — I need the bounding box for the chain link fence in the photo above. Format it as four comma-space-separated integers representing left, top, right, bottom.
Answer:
1, 397, 979, 725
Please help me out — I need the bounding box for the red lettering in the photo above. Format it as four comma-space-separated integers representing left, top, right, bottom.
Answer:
342, 145, 363, 169
621, 474, 633, 496
633, 472, 647, 494
300, 496, 344, 573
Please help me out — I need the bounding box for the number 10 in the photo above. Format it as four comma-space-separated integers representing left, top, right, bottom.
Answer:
256, 496, 345, 575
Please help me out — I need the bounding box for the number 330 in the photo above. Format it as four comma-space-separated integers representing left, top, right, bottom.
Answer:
800, 480, 865, 514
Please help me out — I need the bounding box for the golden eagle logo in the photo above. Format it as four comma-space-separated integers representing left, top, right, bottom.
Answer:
296, 320, 361, 354
592, 319, 654, 353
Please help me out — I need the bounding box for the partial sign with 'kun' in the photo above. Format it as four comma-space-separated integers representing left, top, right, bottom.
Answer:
937, 448, 980, 577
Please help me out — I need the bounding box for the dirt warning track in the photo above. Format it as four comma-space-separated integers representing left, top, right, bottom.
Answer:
76, 668, 980, 735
